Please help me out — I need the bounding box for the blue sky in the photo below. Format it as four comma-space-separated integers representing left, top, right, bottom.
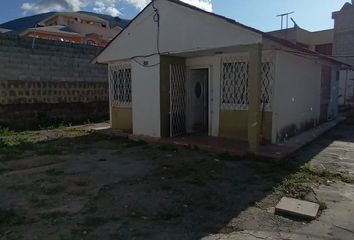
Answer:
0, 0, 349, 32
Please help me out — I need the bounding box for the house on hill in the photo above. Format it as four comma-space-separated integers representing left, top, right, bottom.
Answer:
94, 0, 349, 153
0, 12, 130, 47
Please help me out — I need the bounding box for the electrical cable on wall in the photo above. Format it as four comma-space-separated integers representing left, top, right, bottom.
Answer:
152, 0, 161, 54
130, 0, 162, 68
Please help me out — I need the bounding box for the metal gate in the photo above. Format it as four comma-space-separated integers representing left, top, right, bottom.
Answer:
170, 64, 186, 137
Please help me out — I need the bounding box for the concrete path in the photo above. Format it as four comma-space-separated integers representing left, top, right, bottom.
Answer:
203, 124, 354, 240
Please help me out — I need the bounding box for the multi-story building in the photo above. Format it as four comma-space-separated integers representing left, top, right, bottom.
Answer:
0, 12, 130, 47
333, 1, 354, 105
19, 12, 121, 46
268, 27, 334, 55
268, 2, 354, 106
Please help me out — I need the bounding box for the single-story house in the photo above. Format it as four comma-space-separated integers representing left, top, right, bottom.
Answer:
94, 0, 349, 153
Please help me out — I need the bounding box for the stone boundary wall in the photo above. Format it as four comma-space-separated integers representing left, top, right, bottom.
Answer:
0, 34, 109, 129
0, 80, 107, 105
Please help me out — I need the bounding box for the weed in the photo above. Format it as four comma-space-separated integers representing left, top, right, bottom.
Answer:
0, 137, 37, 161
275, 163, 354, 199
0, 127, 14, 136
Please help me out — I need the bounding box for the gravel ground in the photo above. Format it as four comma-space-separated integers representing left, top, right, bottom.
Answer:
0, 123, 353, 240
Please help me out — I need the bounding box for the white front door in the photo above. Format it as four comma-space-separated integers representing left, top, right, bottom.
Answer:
187, 68, 209, 134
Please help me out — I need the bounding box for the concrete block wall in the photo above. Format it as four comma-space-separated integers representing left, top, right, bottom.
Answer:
0, 34, 109, 129
333, 5, 354, 67
0, 80, 107, 105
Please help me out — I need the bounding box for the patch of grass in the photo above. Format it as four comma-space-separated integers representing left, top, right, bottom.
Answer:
0, 127, 15, 136
0, 208, 25, 226
0, 138, 36, 161
275, 163, 354, 199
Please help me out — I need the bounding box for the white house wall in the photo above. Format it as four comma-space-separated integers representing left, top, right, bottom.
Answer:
96, 0, 262, 63
131, 55, 161, 137
186, 50, 276, 139
273, 51, 322, 141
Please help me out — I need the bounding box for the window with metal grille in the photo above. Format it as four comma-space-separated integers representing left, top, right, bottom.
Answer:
221, 55, 274, 112
221, 57, 249, 111
109, 63, 132, 107
261, 62, 274, 111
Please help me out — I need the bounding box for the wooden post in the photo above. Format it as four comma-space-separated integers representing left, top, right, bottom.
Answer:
248, 44, 262, 154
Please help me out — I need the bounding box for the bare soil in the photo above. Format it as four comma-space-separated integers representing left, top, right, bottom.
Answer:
0, 124, 353, 240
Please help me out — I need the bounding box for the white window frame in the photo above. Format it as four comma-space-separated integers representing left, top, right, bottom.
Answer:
108, 62, 132, 108
221, 53, 250, 111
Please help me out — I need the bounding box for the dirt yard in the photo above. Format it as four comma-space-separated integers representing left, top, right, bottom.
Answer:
0, 124, 354, 240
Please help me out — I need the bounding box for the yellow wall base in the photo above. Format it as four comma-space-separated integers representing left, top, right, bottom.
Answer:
219, 110, 272, 142
111, 107, 132, 132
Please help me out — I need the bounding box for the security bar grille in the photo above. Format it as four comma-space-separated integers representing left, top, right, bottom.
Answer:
221, 55, 250, 111
109, 62, 132, 107
261, 60, 274, 111
170, 64, 186, 137
221, 54, 275, 112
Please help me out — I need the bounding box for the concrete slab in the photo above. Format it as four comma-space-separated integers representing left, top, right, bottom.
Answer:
275, 197, 320, 220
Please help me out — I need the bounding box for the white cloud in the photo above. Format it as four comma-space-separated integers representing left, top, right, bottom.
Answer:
181, 0, 212, 12
21, 0, 213, 16
123, 0, 212, 11
93, 1, 121, 16
124, 0, 150, 10
22, 0, 85, 14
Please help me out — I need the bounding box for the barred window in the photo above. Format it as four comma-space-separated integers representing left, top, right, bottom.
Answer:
221, 55, 274, 112
261, 62, 274, 110
221, 58, 249, 110
109, 63, 132, 107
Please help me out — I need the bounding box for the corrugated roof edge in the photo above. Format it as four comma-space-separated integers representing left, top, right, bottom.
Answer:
93, 0, 351, 68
